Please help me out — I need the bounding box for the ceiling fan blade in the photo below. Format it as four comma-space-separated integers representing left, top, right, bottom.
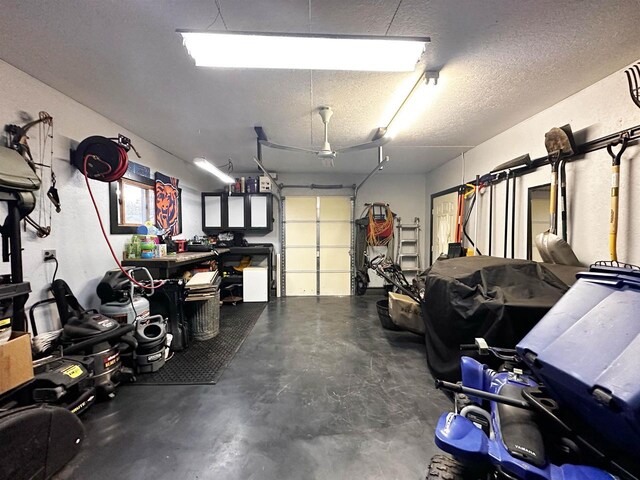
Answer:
334, 134, 391, 154
259, 140, 319, 154
255, 127, 318, 154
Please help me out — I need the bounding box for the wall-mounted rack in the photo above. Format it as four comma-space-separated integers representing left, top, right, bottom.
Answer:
429, 122, 640, 264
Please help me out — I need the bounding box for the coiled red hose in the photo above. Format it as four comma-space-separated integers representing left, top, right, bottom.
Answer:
83, 153, 165, 291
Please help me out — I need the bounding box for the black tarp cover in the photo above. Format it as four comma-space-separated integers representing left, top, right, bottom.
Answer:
419, 256, 581, 381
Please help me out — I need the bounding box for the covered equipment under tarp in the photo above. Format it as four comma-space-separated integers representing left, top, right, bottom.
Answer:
419, 256, 583, 381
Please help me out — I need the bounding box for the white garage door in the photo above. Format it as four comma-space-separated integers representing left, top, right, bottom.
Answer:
284, 196, 352, 296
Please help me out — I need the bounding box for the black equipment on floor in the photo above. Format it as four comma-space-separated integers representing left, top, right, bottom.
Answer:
418, 256, 584, 381
354, 217, 371, 295
0, 404, 85, 480
30, 279, 137, 397
148, 280, 189, 351
134, 315, 167, 373
1, 355, 96, 416
0, 128, 85, 478
96, 268, 168, 373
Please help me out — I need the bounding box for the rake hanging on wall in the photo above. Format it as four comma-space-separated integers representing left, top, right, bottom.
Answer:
625, 62, 640, 109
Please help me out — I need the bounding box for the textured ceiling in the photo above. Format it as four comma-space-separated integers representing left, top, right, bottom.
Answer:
1, 1, 639, 174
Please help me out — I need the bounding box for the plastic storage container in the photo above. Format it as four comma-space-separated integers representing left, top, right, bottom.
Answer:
517, 265, 640, 457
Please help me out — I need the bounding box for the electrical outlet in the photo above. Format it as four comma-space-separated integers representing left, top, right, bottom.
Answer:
43, 249, 56, 261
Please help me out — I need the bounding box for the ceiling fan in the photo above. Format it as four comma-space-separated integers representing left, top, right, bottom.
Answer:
254, 106, 390, 167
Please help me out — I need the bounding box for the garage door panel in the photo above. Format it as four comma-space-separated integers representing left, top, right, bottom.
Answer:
286, 273, 317, 296
319, 273, 351, 296
286, 223, 316, 246
286, 196, 317, 221
286, 248, 317, 271
285, 195, 352, 297
319, 248, 351, 271
319, 197, 351, 221
319, 222, 351, 246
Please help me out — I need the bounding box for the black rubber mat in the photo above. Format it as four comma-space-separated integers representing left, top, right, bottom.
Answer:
132, 302, 266, 385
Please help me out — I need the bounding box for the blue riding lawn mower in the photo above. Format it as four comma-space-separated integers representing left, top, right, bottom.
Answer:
427, 263, 640, 480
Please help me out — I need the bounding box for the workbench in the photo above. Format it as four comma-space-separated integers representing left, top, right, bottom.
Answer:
121, 245, 275, 298
122, 251, 218, 278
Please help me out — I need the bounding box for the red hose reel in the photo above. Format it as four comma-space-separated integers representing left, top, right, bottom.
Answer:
72, 134, 137, 182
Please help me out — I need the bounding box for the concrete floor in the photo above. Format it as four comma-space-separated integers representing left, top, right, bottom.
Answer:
55, 296, 451, 480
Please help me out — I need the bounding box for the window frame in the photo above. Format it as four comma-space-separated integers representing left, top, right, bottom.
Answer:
109, 172, 156, 234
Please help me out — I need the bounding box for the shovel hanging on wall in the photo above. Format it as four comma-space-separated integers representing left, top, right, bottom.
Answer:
606, 133, 629, 262
535, 125, 581, 266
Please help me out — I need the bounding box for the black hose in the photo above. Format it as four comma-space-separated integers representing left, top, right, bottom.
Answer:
63, 324, 135, 355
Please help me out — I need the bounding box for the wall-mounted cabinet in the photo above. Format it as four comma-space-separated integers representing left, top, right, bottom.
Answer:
202, 192, 273, 234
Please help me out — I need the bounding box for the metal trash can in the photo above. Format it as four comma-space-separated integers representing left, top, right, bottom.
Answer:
186, 289, 220, 341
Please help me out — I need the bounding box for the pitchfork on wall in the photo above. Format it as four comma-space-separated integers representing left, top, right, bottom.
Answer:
625, 62, 640, 109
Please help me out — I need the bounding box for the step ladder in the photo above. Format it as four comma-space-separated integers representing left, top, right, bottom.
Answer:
396, 217, 422, 276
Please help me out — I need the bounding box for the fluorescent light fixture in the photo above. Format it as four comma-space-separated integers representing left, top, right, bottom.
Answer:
379, 70, 440, 138
194, 157, 235, 184
177, 30, 429, 72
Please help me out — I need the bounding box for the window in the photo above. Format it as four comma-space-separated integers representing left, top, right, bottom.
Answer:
109, 173, 155, 234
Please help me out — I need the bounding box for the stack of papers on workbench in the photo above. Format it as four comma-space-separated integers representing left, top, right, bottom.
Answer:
185, 271, 219, 301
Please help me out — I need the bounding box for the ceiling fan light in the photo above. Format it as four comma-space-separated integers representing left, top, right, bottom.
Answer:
178, 31, 429, 72
321, 157, 335, 167
194, 157, 235, 184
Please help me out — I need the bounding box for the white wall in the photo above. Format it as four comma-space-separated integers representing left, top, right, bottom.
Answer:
0, 59, 212, 324
425, 59, 640, 266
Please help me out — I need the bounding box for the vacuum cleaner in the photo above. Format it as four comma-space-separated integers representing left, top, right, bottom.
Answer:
133, 315, 168, 373
97, 268, 169, 374
30, 279, 138, 399
427, 263, 640, 480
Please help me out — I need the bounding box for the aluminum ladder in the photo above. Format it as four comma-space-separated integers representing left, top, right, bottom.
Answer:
395, 217, 422, 276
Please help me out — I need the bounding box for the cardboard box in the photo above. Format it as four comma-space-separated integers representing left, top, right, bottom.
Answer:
0, 331, 34, 394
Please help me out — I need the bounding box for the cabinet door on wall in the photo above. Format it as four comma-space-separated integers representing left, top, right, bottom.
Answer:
203, 194, 223, 229
250, 195, 268, 228
201, 192, 273, 233
227, 196, 245, 228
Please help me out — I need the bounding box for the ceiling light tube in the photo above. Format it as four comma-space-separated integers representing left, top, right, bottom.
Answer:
381, 69, 440, 138
177, 30, 429, 72
194, 157, 235, 184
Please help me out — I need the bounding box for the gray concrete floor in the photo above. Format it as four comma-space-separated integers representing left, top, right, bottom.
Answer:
55, 296, 450, 480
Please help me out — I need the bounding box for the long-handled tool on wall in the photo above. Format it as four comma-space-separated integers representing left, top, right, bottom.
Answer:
535, 125, 581, 266
625, 62, 640, 109
606, 133, 629, 262
558, 156, 569, 241
490, 154, 531, 258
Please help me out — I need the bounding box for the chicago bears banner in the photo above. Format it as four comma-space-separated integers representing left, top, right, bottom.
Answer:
155, 172, 181, 236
